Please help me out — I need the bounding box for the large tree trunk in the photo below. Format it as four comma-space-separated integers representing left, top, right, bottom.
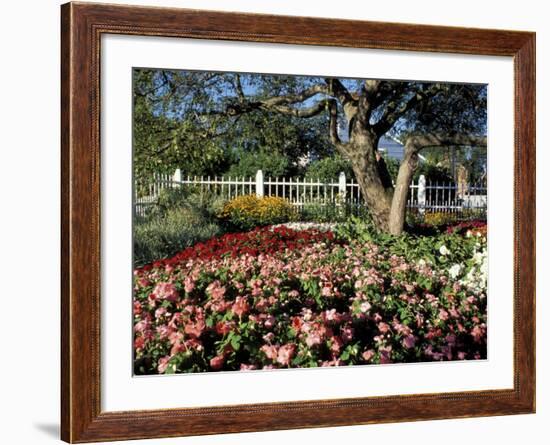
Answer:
340, 133, 393, 231
388, 142, 418, 235
386, 133, 487, 235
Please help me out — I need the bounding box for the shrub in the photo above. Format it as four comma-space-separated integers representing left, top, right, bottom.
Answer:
335, 215, 483, 267
134, 206, 221, 267
424, 212, 457, 227
220, 195, 296, 231
225, 150, 290, 179
304, 155, 353, 182
300, 201, 371, 223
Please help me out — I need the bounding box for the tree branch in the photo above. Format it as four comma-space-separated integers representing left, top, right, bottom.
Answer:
327, 99, 341, 145
406, 132, 487, 151
233, 74, 246, 103
325, 78, 356, 107
261, 84, 328, 107
374, 84, 444, 136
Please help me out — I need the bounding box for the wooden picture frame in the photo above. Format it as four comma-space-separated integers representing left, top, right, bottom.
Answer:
61, 2, 535, 442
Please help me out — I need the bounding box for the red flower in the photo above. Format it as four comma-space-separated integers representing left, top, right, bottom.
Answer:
210, 355, 225, 370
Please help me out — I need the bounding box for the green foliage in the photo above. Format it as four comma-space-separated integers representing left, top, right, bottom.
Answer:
304, 155, 353, 182
299, 201, 370, 223
134, 193, 223, 267
415, 162, 453, 183
225, 150, 290, 178
335, 216, 481, 267
133, 70, 229, 178
381, 156, 401, 183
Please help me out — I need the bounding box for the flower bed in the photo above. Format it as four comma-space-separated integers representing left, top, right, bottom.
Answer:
138, 226, 334, 272
133, 226, 487, 374
134, 227, 486, 374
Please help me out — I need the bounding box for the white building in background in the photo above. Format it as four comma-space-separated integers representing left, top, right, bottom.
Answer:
377, 135, 406, 161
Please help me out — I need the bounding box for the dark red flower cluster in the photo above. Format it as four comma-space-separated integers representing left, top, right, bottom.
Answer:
446, 220, 487, 236
137, 226, 335, 272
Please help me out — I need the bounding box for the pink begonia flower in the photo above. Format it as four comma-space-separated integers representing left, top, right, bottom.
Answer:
260, 344, 279, 361
133, 301, 142, 315
329, 336, 344, 356
264, 315, 277, 329
134, 320, 148, 333
341, 325, 354, 343
277, 344, 297, 366
379, 347, 392, 364
321, 285, 333, 297
137, 277, 151, 288
232, 296, 250, 318
362, 349, 375, 362
291, 316, 303, 333
209, 355, 225, 370
157, 356, 171, 374
156, 325, 171, 340
183, 276, 195, 293
471, 325, 485, 343
445, 334, 457, 346
321, 359, 344, 367
152, 282, 179, 303
168, 330, 183, 346
378, 322, 391, 334
184, 319, 205, 338
449, 307, 460, 319
255, 298, 268, 312
323, 309, 338, 322
438, 309, 449, 321
288, 290, 300, 298
215, 321, 235, 336
155, 307, 167, 319
305, 331, 322, 347
134, 336, 145, 350
302, 308, 313, 321
402, 334, 416, 349
360, 301, 372, 313
404, 283, 415, 293
184, 338, 203, 352
457, 351, 467, 360
206, 281, 226, 300
240, 364, 257, 371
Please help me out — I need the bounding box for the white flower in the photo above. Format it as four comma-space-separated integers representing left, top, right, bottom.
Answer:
448, 264, 463, 279
417, 259, 426, 267
439, 245, 450, 256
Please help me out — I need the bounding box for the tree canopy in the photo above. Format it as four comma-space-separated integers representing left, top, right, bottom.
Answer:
133, 68, 487, 233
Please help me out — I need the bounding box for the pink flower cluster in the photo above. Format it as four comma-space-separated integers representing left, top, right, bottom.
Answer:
133, 228, 487, 374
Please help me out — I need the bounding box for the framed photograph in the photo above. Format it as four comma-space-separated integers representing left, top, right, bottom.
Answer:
61, 2, 535, 442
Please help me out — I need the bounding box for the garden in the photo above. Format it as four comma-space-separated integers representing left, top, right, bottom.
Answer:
133, 191, 487, 375
132, 68, 488, 375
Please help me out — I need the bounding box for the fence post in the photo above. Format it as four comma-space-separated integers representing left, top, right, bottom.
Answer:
172, 168, 182, 187
418, 174, 426, 215
338, 172, 346, 199
255, 169, 264, 197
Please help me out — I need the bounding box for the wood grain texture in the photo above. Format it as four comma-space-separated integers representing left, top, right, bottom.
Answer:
60, 2, 536, 442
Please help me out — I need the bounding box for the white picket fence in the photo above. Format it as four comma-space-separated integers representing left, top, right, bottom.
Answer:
134, 169, 487, 218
